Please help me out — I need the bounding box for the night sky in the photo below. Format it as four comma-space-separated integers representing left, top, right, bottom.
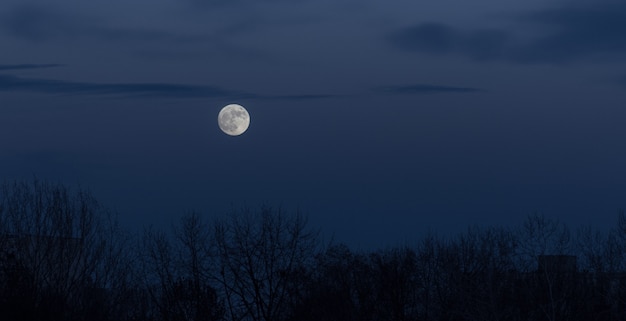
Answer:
2, 0, 626, 249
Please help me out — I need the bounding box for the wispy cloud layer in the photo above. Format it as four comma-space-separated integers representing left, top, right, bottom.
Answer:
1, 5, 212, 44
374, 84, 482, 94
387, 2, 626, 63
387, 23, 511, 62
0, 74, 477, 100
0, 74, 252, 99
271, 94, 339, 100
187, 0, 304, 9
517, 2, 626, 62
0, 74, 341, 101
0, 64, 64, 71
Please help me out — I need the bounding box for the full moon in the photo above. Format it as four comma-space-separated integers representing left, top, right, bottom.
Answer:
218, 104, 250, 136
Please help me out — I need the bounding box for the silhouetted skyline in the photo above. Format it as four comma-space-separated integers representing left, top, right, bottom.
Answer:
1, 180, 625, 321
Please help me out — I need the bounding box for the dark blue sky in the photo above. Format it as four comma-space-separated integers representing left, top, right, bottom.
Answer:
2, 0, 626, 248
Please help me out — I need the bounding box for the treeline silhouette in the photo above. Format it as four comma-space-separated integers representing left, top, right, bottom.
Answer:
1, 180, 626, 321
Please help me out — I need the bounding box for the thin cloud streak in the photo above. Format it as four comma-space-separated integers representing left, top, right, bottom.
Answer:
0, 75, 474, 101
0, 74, 339, 101
374, 84, 483, 94
0, 74, 251, 99
0, 64, 64, 71
268, 94, 340, 100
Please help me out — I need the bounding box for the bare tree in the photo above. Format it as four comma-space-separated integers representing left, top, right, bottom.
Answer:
368, 247, 420, 321
516, 213, 572, 270
140, 212, 224, 321
0, 179, 134, 321
414, 233, 443, 321
174, 213, 224, 321
515, 214, 577, 321
213, 206, 318, 321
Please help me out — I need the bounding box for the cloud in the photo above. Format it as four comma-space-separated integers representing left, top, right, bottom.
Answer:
0, 64, 64, 71
0, 74, 337, 101
388, 23, 511, 62
387, 2, 626, 63
0, 4, 271, 62
188, 0, 302, 9
1, 5, 212, 44
515, 2, 626, 62
388, 23, 458, 54
374, 84, 482, 94
270, 94, 339, 100
0, 74, 252, 99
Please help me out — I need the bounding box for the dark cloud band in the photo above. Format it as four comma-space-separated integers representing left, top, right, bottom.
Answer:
387, 2, 626, 64
0, 74, 338, 101
0, 74, 250, 98
0, 64, 64, 71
